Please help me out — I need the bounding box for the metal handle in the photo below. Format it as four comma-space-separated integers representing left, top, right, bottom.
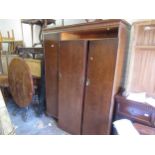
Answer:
59, 72, 62, 79
86, 79, 90, 86
51, 44, 54, 48
90, 56, 94, 61
144, 113, 149, 117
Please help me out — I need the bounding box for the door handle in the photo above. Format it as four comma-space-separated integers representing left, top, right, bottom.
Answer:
51, 44, 55, 48
59, 72, 62, 79
86, 79, 90, 86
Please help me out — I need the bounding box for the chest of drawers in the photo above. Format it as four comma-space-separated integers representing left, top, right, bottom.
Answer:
115, 95, 155, 127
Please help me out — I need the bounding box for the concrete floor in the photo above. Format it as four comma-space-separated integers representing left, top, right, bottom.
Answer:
6, 99, 69, 135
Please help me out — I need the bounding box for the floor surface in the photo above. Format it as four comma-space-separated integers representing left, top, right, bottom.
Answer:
6, 99, 68, 135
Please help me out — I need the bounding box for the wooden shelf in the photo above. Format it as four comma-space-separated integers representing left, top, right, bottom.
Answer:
0, 40, 22, 43
135, 45, 155, 49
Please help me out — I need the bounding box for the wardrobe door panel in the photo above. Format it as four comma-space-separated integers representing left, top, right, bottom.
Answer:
82, 38, 118, 135
58, 40, 87, 134
44, 34, 59, 118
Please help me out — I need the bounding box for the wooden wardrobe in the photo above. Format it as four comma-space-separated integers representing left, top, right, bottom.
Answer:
43, 20, 130, 134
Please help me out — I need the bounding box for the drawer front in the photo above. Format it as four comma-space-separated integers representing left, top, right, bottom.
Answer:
117, 103, 152, 126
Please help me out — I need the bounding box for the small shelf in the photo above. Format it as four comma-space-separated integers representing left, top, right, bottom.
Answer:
60, 28, 118, 41
0, 40, 22, 43
135, 45, 155, 49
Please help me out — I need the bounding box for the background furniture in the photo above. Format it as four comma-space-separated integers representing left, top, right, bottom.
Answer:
0, 56, 43, 121
0, 30, 15, 53
21, 19, 55, 47
127, 20, 155, 97
0, 30, 23, 74
8, 58, 34, 108
43, 20, 130, 134
133, 123, 155, 135
114, 95, 155, 130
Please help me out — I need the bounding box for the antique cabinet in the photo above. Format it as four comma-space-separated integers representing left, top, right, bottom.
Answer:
114, 95, 155, 129
43, 20, 130, 134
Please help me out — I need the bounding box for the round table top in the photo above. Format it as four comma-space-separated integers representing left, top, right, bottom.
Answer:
8, 58, 33, 107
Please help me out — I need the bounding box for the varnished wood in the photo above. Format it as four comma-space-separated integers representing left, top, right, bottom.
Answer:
43, 20, 130, 134
24, 59, 41, 78
60, 28, 118, 40
110, 24, 130, 132
114, 95, 155, 135
58, 41, 87, 134
112, 24, 130, 96
82, 39, 118, 135
133, 123, 155, 135
0, 75, 9, 87
115, 95, 155, 127
43, 19, 130, 34
8, 58, 33, 107
43, 34, 59, 118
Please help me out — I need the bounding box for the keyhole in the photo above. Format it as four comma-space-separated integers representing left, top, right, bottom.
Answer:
51, 44, 54, 48
90, 57, 94, 61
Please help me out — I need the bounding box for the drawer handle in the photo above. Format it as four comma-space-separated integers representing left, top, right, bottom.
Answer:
129, 109, 150, 117
144, 113, 149, 117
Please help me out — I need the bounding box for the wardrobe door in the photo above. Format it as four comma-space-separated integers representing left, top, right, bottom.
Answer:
44, 34, 59, 118
58, 40, 87, 134
82, 38, 118, 135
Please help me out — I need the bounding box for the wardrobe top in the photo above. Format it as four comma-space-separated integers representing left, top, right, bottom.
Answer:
43, 19, 130, 34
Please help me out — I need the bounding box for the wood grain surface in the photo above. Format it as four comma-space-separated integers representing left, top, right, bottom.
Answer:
82, 39, 118, 135
8, 58, 33, 107
58, 40, 87, 134
43, 33, 59, 118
